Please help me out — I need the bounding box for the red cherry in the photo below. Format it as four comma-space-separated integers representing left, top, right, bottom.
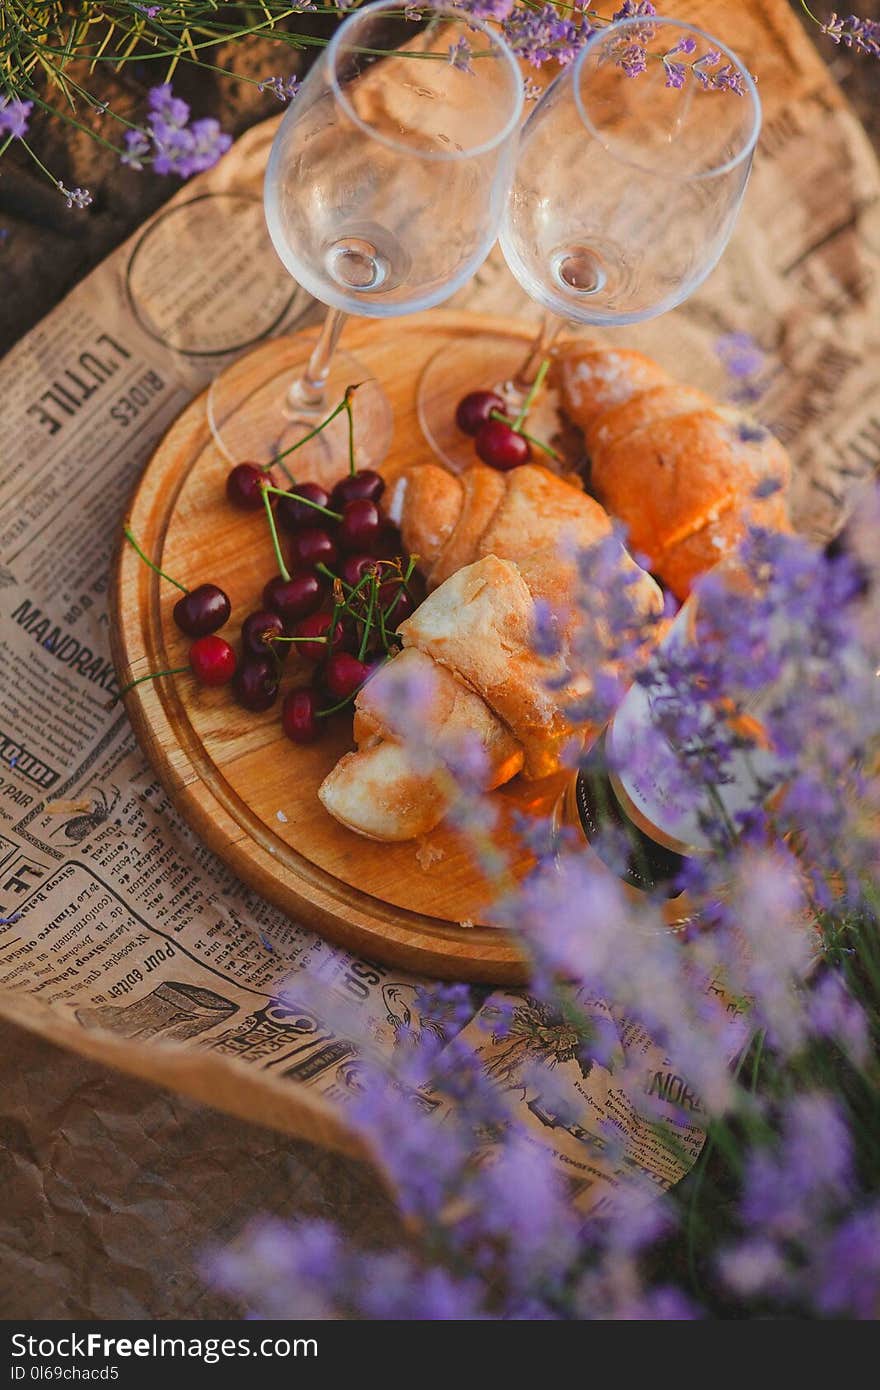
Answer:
475, 419, 531, 471
262, 573, 324, 624
372, 522, 404, 561
380, 583, 415, 626
341, 553, 379, 589
188, 634, 237, 686
293, 611, 344, 663
339, 498, 380, 553
323, 651, 371, 702
276, 482, 331, 533
456, 390, 506, 437
330, 469, 385, 510
241, 609, 286, 660
173, 583, 231, 638
289, 527, 339, 572
282, 688, 321, 744
226, 463, 273, 509
233, 656, 280, 712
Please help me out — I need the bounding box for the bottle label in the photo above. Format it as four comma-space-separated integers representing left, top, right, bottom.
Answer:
574, 736, 685, 895
607, 605, 781, 855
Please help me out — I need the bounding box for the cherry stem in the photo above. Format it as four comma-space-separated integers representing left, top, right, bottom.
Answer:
316, 563, 377, 613
512, 356, 551, 433
260, 456, 295, 485
317, 694, 356, 719
357, 576, 378, 662
489, 410, 560, 463
262, 483, 342, 522
382, 556, 418, 624
111, 664, 188, 705
272, 634, 328, 644
261, 484, 290, 583
262, 385, 363, 476
124, 527, 188, 594
343, 384, 360, 477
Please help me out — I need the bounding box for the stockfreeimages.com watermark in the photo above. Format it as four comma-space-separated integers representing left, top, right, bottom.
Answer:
10, 1333, 317, 1371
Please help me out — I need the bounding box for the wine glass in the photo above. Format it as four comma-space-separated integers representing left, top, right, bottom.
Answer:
207, 1, 523, 482
419, 15, 761, 471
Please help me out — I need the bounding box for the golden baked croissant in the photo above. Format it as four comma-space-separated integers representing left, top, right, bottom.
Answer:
318, 641, 525, 841
386, 460, 635, 590
318, 553, 663, 842
555, 344, 792, 598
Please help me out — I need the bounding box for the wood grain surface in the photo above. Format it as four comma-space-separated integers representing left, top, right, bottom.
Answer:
111, 310, 574, 984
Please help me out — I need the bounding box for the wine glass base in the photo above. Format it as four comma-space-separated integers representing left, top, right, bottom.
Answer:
206, 348, 394, 489
417, 334, 573, 474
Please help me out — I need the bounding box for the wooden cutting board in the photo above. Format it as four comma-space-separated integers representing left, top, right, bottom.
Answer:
111, 310, 573, 985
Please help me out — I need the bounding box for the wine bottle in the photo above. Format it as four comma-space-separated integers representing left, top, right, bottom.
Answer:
554, 583, 781, 913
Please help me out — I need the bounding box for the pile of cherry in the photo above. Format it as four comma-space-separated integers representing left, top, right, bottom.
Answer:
122, 451, 416, 746
120, 367, 556, 741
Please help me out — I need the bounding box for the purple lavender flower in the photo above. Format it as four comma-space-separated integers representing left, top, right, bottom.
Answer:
258, 75, 302, 102
615, 42, 650, 77
693, 48, 722, 84
148, 83, 190, 129
662, 60, 687, 89
708, 63, 749, 96
691, 49, 752, 95
658, 34, 698, 87
122, 85, 231, 179
150, 122, 197, 177
0, 96, 33, 140
741, 1093, 852, 1240
612, 1, 656, 18
120, 128, 151, 171
820, 12, 880, 58
454, 0, 515, 19
808, 971, 870, 1066
188, 117, 232, 173
58, 183, 93, 210
448, 37, 475, 73
501, 6, 591, 68
814, 1204, 880, 1318
718, 1236, 789, 1298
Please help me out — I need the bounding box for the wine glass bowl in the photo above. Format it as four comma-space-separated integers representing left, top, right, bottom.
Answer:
265, 8, 524, 318
500, 16, 762, 326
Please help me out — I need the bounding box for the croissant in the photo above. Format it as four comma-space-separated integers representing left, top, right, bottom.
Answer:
385, 459, 647, 591
318, 552, 663, 841
319, 641, 525, 841
555, 344, 792, 598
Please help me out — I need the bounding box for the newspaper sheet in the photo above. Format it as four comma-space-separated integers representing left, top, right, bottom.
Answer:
1, 0, 878, 1216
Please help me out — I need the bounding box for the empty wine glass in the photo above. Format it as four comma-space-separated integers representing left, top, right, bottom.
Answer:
419, 15, 761, 471
208, 1, 523, 481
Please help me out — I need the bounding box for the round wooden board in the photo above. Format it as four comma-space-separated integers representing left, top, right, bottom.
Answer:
111, 310, 569, 984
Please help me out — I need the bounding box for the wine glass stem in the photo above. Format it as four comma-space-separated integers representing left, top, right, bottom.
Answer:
285, 307, 349, 415
512, 312, 566, 393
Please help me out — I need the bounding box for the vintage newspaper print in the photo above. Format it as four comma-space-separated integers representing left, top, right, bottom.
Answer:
2, 1, 879, 1201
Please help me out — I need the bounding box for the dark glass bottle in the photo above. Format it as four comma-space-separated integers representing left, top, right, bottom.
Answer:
554, 577, 781, 924
562, 729, 687, 896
